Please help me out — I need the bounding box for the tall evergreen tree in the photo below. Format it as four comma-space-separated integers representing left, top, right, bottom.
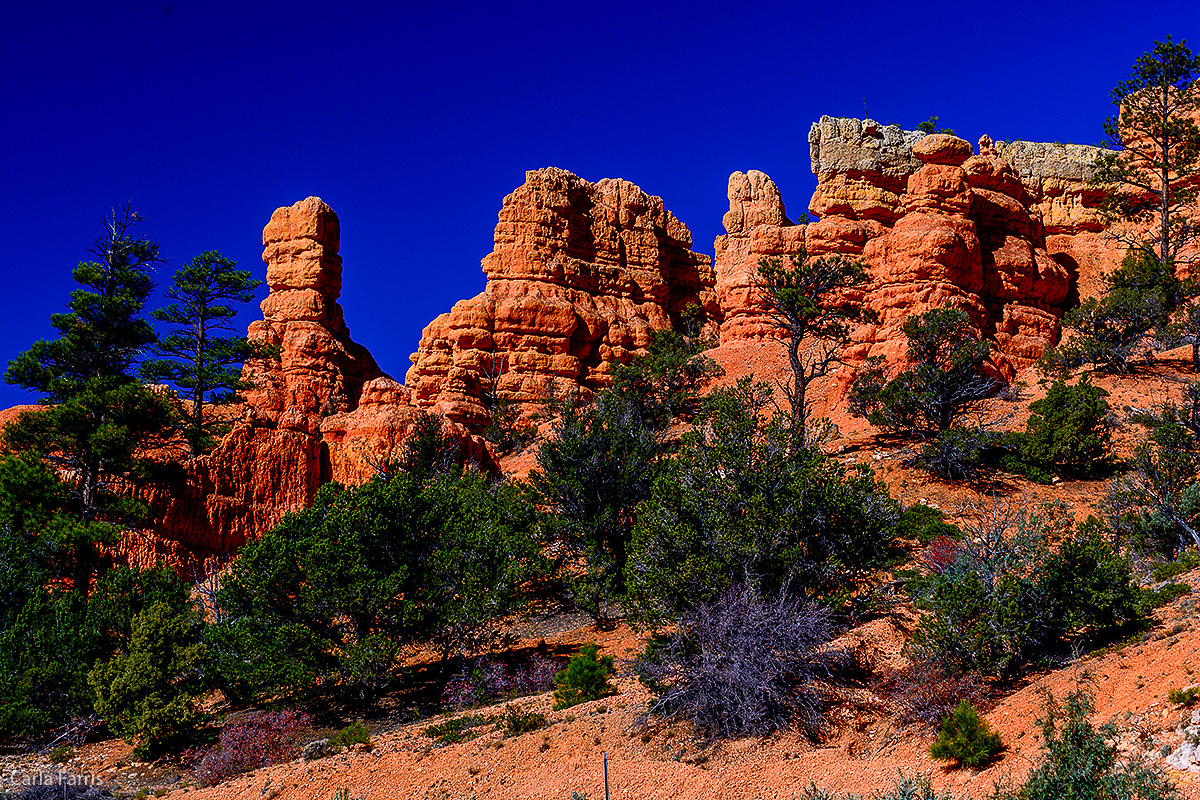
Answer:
142, 251, 264, 455
7, 206, 159, 399
3, 206, 174, 590
1093, 38, 1200, 369
1093, 37, 1200, 269
531, 389, 660, 628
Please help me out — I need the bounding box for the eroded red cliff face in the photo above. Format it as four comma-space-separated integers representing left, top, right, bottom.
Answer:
127, 198, 487, 570
713, 118, 1110, 380
404, 167, 719, 430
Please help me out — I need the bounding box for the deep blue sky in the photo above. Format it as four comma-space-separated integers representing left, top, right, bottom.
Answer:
3, 1, 1199, 410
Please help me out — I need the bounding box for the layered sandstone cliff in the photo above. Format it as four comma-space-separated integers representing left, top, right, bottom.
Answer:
714, 117, 1108, 379
404, 167, 718, 429
996, 139, 1114, 302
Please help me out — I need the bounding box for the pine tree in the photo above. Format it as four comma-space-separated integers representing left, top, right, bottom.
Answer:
3, 206, 174, 590
1093, 37, 1200, 269
757, 249, 873, 452
141, 251, 265, 455
849, 307, 994, 436
1092, 38, 1200, 370
88, 601, 208, 757
929, 699, 1003, 768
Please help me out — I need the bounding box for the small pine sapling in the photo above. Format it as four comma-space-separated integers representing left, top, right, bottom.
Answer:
929, 700, 1003, 769
552, 643, 615, 710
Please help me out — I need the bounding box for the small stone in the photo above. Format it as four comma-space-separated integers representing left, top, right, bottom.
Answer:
301, 739, 333, 761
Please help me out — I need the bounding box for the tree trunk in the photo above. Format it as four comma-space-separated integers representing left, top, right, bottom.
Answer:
788, 335, 805, 454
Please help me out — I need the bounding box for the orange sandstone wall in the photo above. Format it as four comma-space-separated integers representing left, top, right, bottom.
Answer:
404, 167, 718, 429
713, 117, 1115, 380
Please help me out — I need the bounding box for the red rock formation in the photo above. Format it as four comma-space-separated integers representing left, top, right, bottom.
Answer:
996, 139, 1118, 302
10, 121, 1148, 572
243, 196, 383, 430
320, 377, 490, 485
715, 118, 1078, 378
128, 198, 489, 570
713, 170, 802, 343
405, 167, 718, 429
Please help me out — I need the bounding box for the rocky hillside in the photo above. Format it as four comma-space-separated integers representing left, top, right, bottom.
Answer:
108, 117, 1126, 572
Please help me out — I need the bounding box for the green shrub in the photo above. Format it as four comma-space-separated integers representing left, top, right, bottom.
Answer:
1004, 687, 1179, 800
423, 715, 489, 745
88, 600, 209, 757
1040, 531, 1143, 634
552, 644, 615, 710
210, 468, 541, 703
499, 704, 546, 736
1169, 687, 1200, 707
624, 379, 900, 626
928, 700, 1003, 768
1022, 373, 1111, 476
1152, 551, 1200, 582
47, 744, 75, 763
338, 634, 400, 702
917, 427, 990, 480
1109, 406, 1200, 557
329, 721, 371, 751
1045, 251, 1181, 375
1142, 582, 1192, 610
896, 505, 963, 544
997, 437, 1055, 484
910, 507, 1142, 679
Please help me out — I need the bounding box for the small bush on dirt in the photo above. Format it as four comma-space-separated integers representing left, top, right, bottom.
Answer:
910, 504, 1142, 679
1021, 373, 1111, 476
184, 709, 309, 787
928, 700, 1003, 768
1169, 687, 1200, 707
552, 644, 615, 710
896, 505, 963, 544
999, 686, 1180, 800
328, 721, 371, 751
443, 654, 561, 710
47, 744, 75, 763
1152, 551, 1200, 582
499, 704, 546, 736
1142, 582, 1192, 610
634, 583, 843, 739
423, 715, 489, 745
875, 660, 987, 729
916, 427, 990, 480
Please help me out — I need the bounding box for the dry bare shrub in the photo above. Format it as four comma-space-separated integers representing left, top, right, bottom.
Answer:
634, 583, 845, 739
874, 659, 987, 729
185, 709, 310, 787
